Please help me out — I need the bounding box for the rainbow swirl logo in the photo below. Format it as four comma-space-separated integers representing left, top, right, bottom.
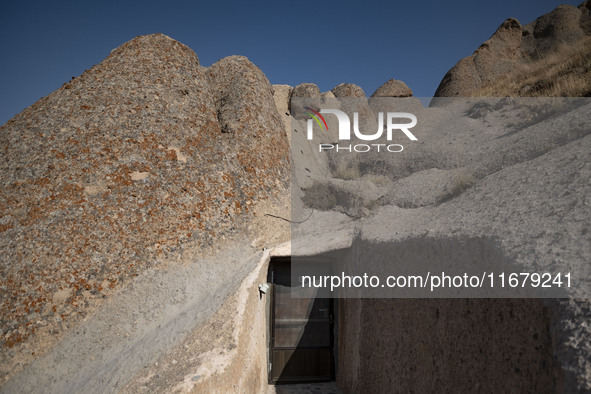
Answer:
304, 107, 328, 131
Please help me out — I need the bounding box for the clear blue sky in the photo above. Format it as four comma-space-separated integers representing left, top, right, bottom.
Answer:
0, 0, 581, 125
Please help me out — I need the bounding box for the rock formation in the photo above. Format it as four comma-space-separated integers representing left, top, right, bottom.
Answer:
290, 82, 321, 98
0, 33, 289, 386
371, 79, 413, 97
1, 6, 590, 393
331, 83, 366, 98
435, 1, 591, 97
285, 93, 591, 392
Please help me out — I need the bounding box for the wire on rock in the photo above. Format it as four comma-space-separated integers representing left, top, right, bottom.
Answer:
264, 209, 314, 224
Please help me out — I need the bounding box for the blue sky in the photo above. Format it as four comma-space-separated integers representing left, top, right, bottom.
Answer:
0, 0, 581, 125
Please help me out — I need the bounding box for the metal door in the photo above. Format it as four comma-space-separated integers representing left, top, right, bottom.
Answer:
269, 259, 334, 383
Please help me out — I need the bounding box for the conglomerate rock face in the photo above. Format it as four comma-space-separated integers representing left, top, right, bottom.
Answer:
0, 33, 288, 356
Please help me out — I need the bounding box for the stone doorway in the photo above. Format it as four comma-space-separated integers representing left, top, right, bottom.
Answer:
267, 258, 336, 384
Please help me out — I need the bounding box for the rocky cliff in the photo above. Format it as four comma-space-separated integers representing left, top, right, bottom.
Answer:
0, 33, 289, 382
1, 7, 590, 393
435, 1, 591, 97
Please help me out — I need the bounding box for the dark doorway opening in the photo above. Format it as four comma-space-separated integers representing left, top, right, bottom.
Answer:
268, 257, 335, 383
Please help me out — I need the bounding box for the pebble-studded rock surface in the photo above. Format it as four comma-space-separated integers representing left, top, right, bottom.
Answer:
0, 33, 289, 377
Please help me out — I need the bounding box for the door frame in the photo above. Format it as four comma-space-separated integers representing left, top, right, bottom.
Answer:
267, 257, 336, 384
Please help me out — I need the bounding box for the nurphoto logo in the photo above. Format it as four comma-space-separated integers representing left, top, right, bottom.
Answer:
305, 107, 418, 153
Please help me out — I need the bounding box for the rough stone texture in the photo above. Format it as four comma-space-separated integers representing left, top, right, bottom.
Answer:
291, 96, 591, 392
580, 0, 591, 32
381, 168, 464, 208
0, 33, 289, 383
434, 1, 591, 97
434, 18, 523, 97
327, 97, 591, 191
331, 83, 366, 98
2, 17, 591, 394
272, 85, 293, 116
335, 298, 361, 392
371, 79, 413, 97
339, 299, 562, 393
522, 4, 589, 55
290, 83, 321, 98
207, 55, 286, 143
290, 83, 322, 117
321, 90, 336, 100
120, 247, 284, 394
